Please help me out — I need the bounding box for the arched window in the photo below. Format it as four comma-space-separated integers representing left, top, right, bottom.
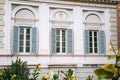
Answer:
84, 13, 105, 55
50, 9, 73, 54
12, 7, 37, 54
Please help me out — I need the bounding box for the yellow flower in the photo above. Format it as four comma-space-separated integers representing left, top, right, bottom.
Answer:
37, 64, 41, 69
44, 75, 49, 79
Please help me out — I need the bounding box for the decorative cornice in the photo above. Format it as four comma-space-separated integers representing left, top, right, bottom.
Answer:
61, 0, 120, 4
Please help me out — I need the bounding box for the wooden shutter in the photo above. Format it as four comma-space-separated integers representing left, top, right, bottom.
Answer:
31, 27, 37, 54
51, 28, 56, 54
13, 26, 19, 54
67, 29, 73, 54
98, 30, 106, 54
84, 30, 90, 54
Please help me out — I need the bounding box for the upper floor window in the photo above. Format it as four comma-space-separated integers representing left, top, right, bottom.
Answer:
50, 9, 73, 54
83, 12, 105, 55
12, 6, 38, 54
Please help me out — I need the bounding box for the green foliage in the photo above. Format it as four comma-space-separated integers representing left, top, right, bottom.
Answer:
86, 75, 92, 80
61, 69, 76, 80
0, 57, 30, 80
30, 64, 41, 80
52, 74, 58, 80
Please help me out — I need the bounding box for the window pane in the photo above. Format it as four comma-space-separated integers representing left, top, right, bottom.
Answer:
56, 36, 60, 41
26, 35, 30, 40
20, 28, 24, 34
20, 35, 24, 40
26, 41, 30, 46
94, 48, 98, 53
62, 30, 65, 35
20, 41, 23, 46
62, 48, 65, 52
56, 30, 60, 35
56, 42, 60, 46
26, 28, 30, 34
56, 48, 60, 52
90, 48, 93, 53
89, 31, 92, 36
26, 47, 30, 52
62, 42, 65, 46
19, 47, 23, 52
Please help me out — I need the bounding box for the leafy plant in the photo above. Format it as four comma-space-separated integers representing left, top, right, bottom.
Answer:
0, 57, 30, 80
61, 69, 76, 80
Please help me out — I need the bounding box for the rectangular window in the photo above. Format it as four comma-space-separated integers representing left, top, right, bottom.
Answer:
19, 27, 31, 53
89, 30, 98, 54
56, 29, 66, 53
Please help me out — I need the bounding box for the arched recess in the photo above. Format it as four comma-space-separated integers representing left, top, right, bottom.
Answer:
50, 9, 72, 28
12, 6, 38, 26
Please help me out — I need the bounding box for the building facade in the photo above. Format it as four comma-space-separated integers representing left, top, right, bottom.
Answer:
0, 0, 119, 79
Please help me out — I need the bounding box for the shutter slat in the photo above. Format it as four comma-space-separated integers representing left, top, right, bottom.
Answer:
98, 30, 106, 54
84, 30, 90, 54
67, 29, 73, 54
13, 26, 19, 54
51, 28, 56, 54
31, 27, 37, 54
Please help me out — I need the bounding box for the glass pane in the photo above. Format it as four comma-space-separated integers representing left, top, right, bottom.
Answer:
26, 41, 30, 46
89, 37, 92, 41
26, 35, 30, 40
94, 32, 97, 36
20, 41, 23, 46
19, 47, 23, 52
20, 35, 24, 40
90, 48, 93, 53
62, 42, 65, 46
56, 48, 60, 52
56, 42, 60, 46
62, 36, 65, 41
56, 30, 60, 35
56, 36, 60, 41
20, 28, 24, 34
62, 30, 65, 35
26, 28, 30, 34
94, 48, 98, 53
94, 37, 97, 41
94, 43, 97, 47
26, 47, 30, 52
62, 48, 65, 52
89, 31, 92, 36
90, 43, 92, 47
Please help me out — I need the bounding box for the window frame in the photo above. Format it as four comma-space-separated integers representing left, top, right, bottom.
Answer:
18, 27, 32, 54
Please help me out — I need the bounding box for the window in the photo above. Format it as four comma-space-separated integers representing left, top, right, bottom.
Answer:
51, 28, 73, 54
84, 30, 105, 54
13, 26, 37, 54
89, 30, 98, 53
56, 29, 66, 53
19, 27, 31, 53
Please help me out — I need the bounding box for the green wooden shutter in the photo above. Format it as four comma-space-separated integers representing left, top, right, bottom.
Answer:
51, 28, 56, 54
67, 29, 73, 54
31, 27, 37, 54
84, 30, 90, 54
98, 30, 106, 54
13, 26, 19, 54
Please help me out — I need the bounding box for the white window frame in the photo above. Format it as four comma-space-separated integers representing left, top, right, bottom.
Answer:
56, 29, 67, 54
89, 30, 98, 54
18, 27, 31, 54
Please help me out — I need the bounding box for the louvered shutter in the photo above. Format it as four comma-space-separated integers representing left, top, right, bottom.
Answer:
84, 30, 90, 54
31, 27, 37, 54
67, 29, 73, 54
98, 30, 106, 54
13, 26, 19, 54
51, 28, 56, 54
